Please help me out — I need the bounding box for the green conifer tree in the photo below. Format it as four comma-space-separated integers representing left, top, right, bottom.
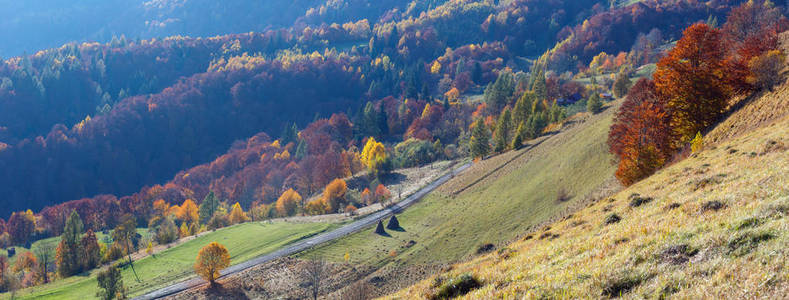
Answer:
469, 118, 491, 159
494, 109, 512, 152
587, 93, 603, 114
199, 191, 219, 225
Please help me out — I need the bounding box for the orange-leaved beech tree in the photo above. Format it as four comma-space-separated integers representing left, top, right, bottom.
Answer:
321, 178, 348, 213
276, 189, 301, 217
176, 199, 200, 225
608, 79, 673, 186
194, 242, 230, 286
653, 23, 732, 144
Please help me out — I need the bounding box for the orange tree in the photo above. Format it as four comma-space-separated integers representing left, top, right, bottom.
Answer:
194, 242, 230, 286
608, 79, 673, 186
653, 23, 732, 144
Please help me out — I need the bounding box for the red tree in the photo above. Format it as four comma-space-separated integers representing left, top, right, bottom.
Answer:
653, 23, 732, 143
608, 79, 673, 186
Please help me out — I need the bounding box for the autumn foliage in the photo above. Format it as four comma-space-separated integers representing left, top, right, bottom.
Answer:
194, 242, 231, 285
609, 1, 788, 186
276, 189, 302, 217
608, 79, 673, 186
653, 23, 732, 144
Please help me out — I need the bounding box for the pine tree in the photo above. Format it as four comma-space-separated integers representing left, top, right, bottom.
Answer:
472, 62, 482, 84
531, 68, 547, 100
279, 122, 299, 146
484, 71, 515, 112
362, 102, 380, 137
587, 93, 603, 114
512, 91, 534, 130
198, 191, 218, 225
512, 122, 526, 149
469, 118, 491, 159
494, 109, 512, 152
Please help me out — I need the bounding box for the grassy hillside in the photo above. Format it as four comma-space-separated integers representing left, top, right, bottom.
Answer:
300, 101, 619, 295
8, 221, 338, 300
0, 229, 150, 266
389, 93, 789, 299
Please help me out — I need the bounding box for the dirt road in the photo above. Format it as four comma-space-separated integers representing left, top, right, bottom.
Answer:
134, 162, 471, 300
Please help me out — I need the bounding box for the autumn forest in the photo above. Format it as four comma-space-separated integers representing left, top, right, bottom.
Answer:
0, 0, 786, 297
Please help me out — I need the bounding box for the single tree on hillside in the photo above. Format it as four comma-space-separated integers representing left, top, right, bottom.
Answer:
276, 189, 301, 217
587, 93, 603, 114
96, 264, 127, 300
301, 258, 329, 300
34, 243, 54, 284
228, 203, 250, 225
512, 122, 526, 149
494, 108, 513, 152
608, 79, 673, 186
469, 118, 490, 159
194, 242, 230, 287
81, 229, 102, 270
612, 71, 632, 98
199, 191, 219, 225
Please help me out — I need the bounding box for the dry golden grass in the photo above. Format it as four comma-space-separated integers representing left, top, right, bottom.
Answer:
387, 103, 789, 299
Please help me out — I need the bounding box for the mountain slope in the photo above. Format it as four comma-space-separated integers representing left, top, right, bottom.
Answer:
389, 83, 789, 299
287, 102, 620, 297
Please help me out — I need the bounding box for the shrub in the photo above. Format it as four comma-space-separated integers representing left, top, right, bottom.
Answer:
628, 194, 653, 208
604, 213, 622, 225
727, 231, 775, 256
394, 138, 436, 168
601, 272, 644, 298
690, 132, 703, 154
430, 273, 482, 300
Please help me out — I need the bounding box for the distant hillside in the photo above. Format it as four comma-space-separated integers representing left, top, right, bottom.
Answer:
389, 77, 789, 299
0, 0, 328, 57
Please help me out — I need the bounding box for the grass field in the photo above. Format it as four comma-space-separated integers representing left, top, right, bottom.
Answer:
6, 221, 338, 300
1, 229, 151, 266
391, 84, 789, 299
302, 102, 619, 270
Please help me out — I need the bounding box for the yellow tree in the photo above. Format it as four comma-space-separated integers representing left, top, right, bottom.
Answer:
194, 242, 230, 286
360, 137, 387, 173
177, 199, 199, 226
321, 179, 348, 213
228, 203, 250, 224
276, 189, 301, 217
431, 61, 442, 74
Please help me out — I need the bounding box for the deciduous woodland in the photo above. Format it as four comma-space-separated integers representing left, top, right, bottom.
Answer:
0, 0, 783, 296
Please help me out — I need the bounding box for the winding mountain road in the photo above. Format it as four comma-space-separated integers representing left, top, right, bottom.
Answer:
135, 162, 471, 300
